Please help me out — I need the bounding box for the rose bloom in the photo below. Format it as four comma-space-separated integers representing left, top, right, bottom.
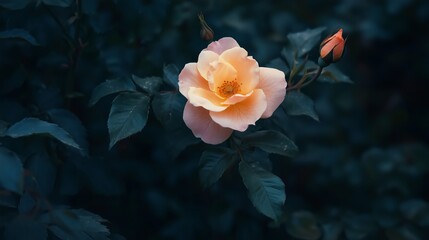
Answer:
320, 29, 345, 64
178, 37, 287, 144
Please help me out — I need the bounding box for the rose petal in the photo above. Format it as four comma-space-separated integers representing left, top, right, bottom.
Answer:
183, 102, 233, 144
179, 63, 210, 99
219, 47, 259, 94
258, 67, 287, 118
320, 37, 340, 58
188, 87, 228, 112
333, 40, 345, 62
197, 50, 219, 80
206, 37, 240, 55
210, 89, 267, 132
221, 91, 253, 105
207, 61, 238, 95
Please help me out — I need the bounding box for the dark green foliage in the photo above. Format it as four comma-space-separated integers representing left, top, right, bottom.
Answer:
239, 161, 286, 222
39, 208, 110, 239
131, 75, 163, 95
0, 29, 40, 46
283, 91, 319, 121
242, 130, 299, 157
0, 0, 428, 239
287, 27, 326, 57
199, 147, 237, 187
89, 78, 136, 107
0, 147, 23, 194
4, 118, 81, 151
108, 92, 150, 149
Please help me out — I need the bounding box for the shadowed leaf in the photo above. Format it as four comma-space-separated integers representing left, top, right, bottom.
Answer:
287, 27, 326, 57
199, 147, 237, 187
108, 92, 150, 149
283, 91, 319, 121
132, 75, 162, 95
0, 147, 23, 194
239, 161, 285, 222
89, 78, 136, 106
163, 64, 180, 88
0, 29, 40, 46
242, 130, 298, 157
4, 118, 81, 151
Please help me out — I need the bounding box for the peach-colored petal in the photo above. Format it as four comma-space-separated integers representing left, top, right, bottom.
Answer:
221, 91, 253, 105
210, 89, 267, 132
320, 38, 339, 58
321, 34, 335, 46
197, 50, 219, 80
206, 37, 240, 55
178, 63, 209, 99
219, 47, 259, 94
183, 102, 233, 144
333, 40, 345, 62
207, 61, 238, 96
258, 67, 287, 118
188, 87, 228, 112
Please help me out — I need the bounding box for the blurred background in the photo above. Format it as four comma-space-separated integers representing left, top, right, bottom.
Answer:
1, 0, 428, 239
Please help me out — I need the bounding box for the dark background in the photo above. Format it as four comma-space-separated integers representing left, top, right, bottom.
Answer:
1, 0, 428, 239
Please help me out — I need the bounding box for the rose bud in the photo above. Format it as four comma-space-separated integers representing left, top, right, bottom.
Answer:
319, 29, 346, 67
198, 13, 214, 42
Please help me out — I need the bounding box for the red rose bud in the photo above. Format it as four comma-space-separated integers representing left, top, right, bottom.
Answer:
319, 29, 346, 67
198, 13, 214, 42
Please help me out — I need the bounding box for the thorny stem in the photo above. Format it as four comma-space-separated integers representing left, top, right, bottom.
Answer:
288, 66, 323, 91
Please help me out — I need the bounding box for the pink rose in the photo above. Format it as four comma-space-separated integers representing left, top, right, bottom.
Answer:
178, 37, 287, 144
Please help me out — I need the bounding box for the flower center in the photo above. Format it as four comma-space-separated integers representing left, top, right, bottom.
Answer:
217, 80, 241, 98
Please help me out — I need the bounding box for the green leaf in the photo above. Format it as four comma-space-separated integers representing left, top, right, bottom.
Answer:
163, 64, 180, 88
88, 77, 135, 106
42, 0, 72, 7
199, 147, 237, 187
0, 147, 24, 194
108, 92, 150, 149
266, 58, 290, 75
4, 118, 81, 151
0, 29, 40, 46
242, 130, 298, 157
286, 211, 322, 240
0, 0, 32, 10
283, 91, 319, 121
40, 208, 110, 240
287, 27, 326, 57
239, 161, 285, 222
281, 46, 296, 69
132, 75, 162, 95
318, 65, 353, 83
151, 91, 186, 130
47, 109, 88, 153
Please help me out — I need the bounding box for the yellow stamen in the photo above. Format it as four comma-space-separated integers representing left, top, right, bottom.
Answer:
217, 80, 242, 98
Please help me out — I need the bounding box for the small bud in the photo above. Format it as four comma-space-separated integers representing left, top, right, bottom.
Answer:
198, 13, 214, 42
319, 29, 346, 66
